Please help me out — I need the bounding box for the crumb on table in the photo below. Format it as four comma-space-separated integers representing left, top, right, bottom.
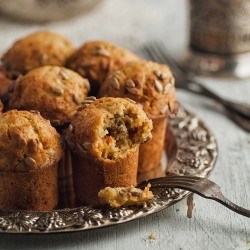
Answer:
149, 232, 156, 239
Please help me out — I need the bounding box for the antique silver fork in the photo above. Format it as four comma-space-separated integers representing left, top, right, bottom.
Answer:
137, 175, 250, 218
143, 41, 250, 132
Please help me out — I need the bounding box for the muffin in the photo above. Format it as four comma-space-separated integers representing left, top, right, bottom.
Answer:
1, 31, 75, 77
98, 60, 179, 173
0, 109, 64, 210
8, 65, 90, 127
64, 97, 153, 205
98, 184, 153, 208
67, 40, 140, 95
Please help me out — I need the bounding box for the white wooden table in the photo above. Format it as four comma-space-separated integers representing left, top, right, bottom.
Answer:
0, 1, 250, 249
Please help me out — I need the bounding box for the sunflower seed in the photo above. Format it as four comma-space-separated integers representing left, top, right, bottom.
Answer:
126, 87, 140, 95
154, 69, 162, 78
126, 97, 136, 104
101, 59, 109, 70
111, 77, 120, 90
70, 110, 77, 117
29, 110, 40, 115
73, 95, 81, 105
84, 79, 91, 92
77, 143, 87, 153
23, 157, 37, 168
77, 68, 87, 77
82, 99, 94, 104
154, 79, 163, 92
126, 79, 135, 88
40, 54, 48, 65
160, 105, 169, 114
92, 46, 110, 57
89, 69, 98, 80
82, 142, 93, 150
163, 83, 172, 94
49, 149, 55, 157
60, 70, 69, 80
96, 44, 105, 50
84, 96, 96, 101
40, 160, 49, 168
69, 124, 74, 133
98, 49, 110, 57
160, 72, 169, 79
52, 86, 64, 95
56, 78, 63, 85
154, 69, 169, 80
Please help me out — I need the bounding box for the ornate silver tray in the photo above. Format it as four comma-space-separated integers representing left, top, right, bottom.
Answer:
0, 107, 218, 234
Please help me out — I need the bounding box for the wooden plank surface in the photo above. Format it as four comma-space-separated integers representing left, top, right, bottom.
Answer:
0, 0, 250, 249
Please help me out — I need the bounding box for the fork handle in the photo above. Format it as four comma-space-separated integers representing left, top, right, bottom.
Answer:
142, 182, 250, 218
178, 79, 223, 102
209, 191, 250, 218
178, 79, 250, 119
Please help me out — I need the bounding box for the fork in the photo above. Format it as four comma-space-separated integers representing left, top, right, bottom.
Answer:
143, 41, 250, 132
137, 175, 250, 218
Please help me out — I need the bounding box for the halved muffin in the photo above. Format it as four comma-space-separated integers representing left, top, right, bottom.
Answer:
64, 97, 153, 205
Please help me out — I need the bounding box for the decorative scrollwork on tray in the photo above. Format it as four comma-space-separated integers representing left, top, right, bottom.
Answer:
0, 107, 218, 233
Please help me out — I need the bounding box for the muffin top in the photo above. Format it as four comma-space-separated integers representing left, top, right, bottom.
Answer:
8, 66, 90, 126
1, 31, 75, 76
98, 60, 179, 118
0, 109, 64, 172
67, 40, 140, 95
64, 97, 153, 160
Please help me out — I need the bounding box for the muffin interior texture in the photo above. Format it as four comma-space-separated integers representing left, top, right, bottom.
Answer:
98, 102, 151, 159
98, 184, 153, 208
67, 97, 152, 160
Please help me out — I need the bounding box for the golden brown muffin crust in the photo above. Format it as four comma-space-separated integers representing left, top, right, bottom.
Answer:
67, 41, 140, 95
98, 60, 179, 118
0, 109, 64, 172
1, 31, 75, 76
8, 66, 90, 125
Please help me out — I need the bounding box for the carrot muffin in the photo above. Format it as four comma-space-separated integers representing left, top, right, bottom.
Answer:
67, 40, 140, 95
8, 65, 90, 127
98, 60, 179, 173
98, 184, 153, 208
0, 109, 64, 210
64, 97, 153, 205
1, 31, 75, 77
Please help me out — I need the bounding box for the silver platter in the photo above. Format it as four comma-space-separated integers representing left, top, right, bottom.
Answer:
0, 107, 218, 234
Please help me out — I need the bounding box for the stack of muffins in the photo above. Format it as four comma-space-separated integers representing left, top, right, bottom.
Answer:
0, 30, 178, 209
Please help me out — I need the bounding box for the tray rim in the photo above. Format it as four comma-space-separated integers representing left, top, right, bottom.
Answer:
0, 106, 218, 234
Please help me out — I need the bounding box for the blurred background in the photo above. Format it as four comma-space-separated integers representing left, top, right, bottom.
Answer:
0, 0, 188, 57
